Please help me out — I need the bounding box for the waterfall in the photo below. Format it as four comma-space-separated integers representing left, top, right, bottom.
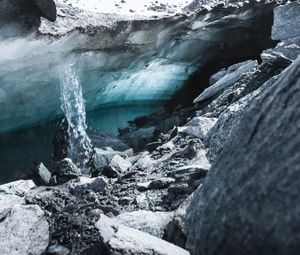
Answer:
59, 63, 93, 172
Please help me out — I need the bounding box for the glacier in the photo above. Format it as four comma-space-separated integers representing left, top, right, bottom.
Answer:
0, 0, 278, 134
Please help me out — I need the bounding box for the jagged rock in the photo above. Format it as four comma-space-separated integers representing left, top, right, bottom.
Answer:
34, 0, 57, 22
171, 166, 208, 185
193, 60, 258, 104
205, 84, 268, 162
149, 178, 176, 190
93, 147, 133, 169
164, 194, 194, 248
95, 214, 190, 255
108, 155, 132, 173
52, 158, 81, 184
272, 2, 300, 44
0, 204, 49, 255
67, 177, 108, 193
178, 117, 217, 139
36, 163, 52, 185
47, 244, 71, 255
116, 210, 174, 238
89, 131, 131, 152
186, 57, 300, 255
145, 141, 163, 152
120, 127, 156, 151
0, 179, 35, 196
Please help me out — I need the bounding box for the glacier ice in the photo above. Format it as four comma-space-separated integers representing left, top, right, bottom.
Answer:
0, 0, 277, 133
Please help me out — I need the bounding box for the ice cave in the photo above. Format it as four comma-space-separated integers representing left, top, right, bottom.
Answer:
0, 0, 299, 254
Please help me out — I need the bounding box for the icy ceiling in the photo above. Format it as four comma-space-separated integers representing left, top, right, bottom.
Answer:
0, 0, 277, 133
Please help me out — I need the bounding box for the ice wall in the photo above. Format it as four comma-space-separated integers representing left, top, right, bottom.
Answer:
0, 1, 277, 133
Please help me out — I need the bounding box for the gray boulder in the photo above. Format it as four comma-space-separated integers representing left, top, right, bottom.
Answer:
272, 2, 300, 44
193, 60, 258, 104
186, 57, 300, 254
178, 117, 217, 139
0, 204, 49, 255
116, 210, 174, 238
0, 179, 35, 196
96, 214, 190, 255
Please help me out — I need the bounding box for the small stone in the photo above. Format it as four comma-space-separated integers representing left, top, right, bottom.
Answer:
118, 197, 134, 205
149, 178, 175, 190
47, 244, 70, 255
137, 181, 151, 191
37, 163, 52, 185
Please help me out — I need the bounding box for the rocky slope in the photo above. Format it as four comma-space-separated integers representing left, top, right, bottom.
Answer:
0, 1, 299, 255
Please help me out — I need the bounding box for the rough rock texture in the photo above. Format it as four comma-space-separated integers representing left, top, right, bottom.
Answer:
0, 0, 56, 37
186, 57, 300, 255
96, 214, 190, 255
0, 204, 49, 255
178, 117, 217, 139
116, 210, 174, 238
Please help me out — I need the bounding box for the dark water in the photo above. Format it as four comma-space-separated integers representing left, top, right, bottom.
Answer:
0, 104, 162, 184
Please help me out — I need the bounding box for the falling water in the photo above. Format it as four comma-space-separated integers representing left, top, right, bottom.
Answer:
59, 63, 93, 171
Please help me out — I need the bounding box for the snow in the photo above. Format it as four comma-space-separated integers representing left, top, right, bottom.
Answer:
59, 0, 193, 16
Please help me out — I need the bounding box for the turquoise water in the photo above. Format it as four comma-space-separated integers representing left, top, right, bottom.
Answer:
0, 104, 162, 184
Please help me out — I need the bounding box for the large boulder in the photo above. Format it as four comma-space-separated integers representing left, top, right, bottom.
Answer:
116, 210, 174, 238
0, 204, 49, 255
96, 215, 190, 255
186, 57, 300, 254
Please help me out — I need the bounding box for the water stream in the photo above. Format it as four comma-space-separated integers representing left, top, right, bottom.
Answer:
59, 64, 93, 171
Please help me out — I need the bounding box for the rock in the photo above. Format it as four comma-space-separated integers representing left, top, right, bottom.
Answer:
101, 167, 120, 178
0, 0, 57, 37
193, 60, 258, 104
34, 0, 57, 22
164, 194, 194, 248
36, 163, 52, 185
209, 68, 227, 85
89, 131, 131, 152
0, 179, 35, 196
0, 204, 49, 255
145, 141, 163, 152
53, 158, 81, 184
172, 166, 208, 185
137, 181, 152, 192
108, 155, 132, 173
118, 197, 134, 205
272, 2, 300, 44
186, 57, 300, 255
116, 210, 174, 238
149, 178, 176, 190
0, 194, 25, 213
67, 177, 108, 193
95, 215, 190, 255
205, 83, 268, 162
47, 244, 70, 255
178, 117, 217, 139
120, 127, 156, 151
156, 115, 180, 133
93, 147, 133, 169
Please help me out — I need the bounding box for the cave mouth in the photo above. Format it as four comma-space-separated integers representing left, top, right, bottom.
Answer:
0, 103, 164, 184
168, 2, 278, 108
0, 1, 279, 184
